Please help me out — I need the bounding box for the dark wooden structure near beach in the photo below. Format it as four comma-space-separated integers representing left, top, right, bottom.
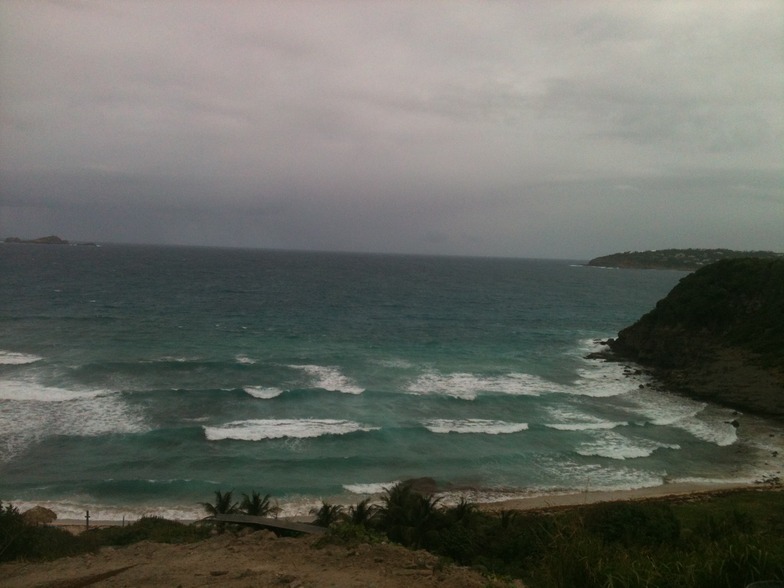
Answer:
210, 514, 326, 535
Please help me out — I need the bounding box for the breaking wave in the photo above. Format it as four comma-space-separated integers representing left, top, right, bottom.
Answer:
423, 419, 529, 434
203, 419, 378, 441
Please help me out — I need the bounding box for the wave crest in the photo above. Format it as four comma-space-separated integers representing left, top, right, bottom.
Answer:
243, 386, 284, 399
576, 431, 680, 460
0, 350, 43, 365
424, 419, 529, 434
407, 371, 553, 400
203, 418, 378, 441
288, 365, 364, 395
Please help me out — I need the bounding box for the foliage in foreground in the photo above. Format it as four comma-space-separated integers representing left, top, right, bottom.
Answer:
321, 483, 784, 588
0, 504, 208, 563
3, 486, 784, 587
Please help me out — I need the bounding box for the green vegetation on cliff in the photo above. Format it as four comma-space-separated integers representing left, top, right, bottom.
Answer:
609, 258, 784, 417
588, 248, 781, 271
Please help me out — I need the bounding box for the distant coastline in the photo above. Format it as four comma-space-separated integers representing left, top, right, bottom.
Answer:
3, 235, 97, 246
587, 248, 782, 271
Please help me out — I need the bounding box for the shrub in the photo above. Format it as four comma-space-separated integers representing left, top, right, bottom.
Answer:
86, 516, 210, 546
583, 501, 680, 547
0, 501, 92, 562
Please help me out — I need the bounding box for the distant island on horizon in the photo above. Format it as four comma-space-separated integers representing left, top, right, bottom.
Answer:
3, 235, 97, 246
587, 248, 782, 271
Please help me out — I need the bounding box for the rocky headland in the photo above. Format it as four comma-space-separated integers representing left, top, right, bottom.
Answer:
601, 257, 784, 419
587, 248, 782, 271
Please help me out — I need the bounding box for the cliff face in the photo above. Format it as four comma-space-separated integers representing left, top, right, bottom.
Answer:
607, 258, 784, 419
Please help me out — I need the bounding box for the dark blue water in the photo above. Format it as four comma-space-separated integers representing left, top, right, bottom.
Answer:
0, 245, 762, 519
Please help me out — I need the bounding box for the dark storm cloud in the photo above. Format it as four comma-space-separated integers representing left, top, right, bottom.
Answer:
1, 1, 782, 258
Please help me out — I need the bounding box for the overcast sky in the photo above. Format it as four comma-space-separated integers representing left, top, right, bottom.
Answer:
1, 1, 782, 259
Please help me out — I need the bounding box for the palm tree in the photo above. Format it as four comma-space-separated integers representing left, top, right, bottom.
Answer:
310, 501, 344, 527
449, 497, 479, 528
347, 498, 378, 527
240, 491, 277, 517
200, 490, 239, 518
379, 481, 443, 548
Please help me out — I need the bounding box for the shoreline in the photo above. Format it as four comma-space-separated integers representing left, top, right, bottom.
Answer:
29, 409, 784, 530
46, 480, 781, 534
17, 353, 784, 531
479, 480, 773, 513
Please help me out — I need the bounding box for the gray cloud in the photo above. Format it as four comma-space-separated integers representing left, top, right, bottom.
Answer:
1, 0, 782, 259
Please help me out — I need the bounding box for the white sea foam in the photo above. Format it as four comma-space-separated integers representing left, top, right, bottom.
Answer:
0, 390, 147, 463
235, 354, 256, 365
630, 394, 707, 426
243, 386, 284, 399
540, 457, 666, 492
203, 418, 378, 441
547, 421, 628, 431
407, 371, 555, 400
567, 364, 644, 398
0, 379, 110, 402
423, 419, 529, 435
289, 364, 364, 394
625, 390, 738, 446
676, 417, 738, 447
669, 475, 758, 486
543, 406, 628, 431
405, 341, 644, 400
343, 481, 401, 495
575, 430, 680, 460
0, 351, 43, 365
557, 338, 654, 398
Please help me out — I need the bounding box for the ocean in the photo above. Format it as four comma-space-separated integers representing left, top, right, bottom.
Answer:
0, 245, 773, 520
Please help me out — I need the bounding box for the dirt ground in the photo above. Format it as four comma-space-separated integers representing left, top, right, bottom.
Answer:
0, 528, 513, 588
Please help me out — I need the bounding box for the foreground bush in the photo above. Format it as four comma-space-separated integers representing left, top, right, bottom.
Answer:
323, 484, 784, 588
84, 516, 210, 547
4, 487, 783, 587
0, 504, 209, 563
0, 502, 93, 562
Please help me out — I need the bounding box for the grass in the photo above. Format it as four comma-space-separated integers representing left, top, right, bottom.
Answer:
322, 484, 784, 588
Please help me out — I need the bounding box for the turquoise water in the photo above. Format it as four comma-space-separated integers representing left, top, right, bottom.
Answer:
0, 245, 760, 519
